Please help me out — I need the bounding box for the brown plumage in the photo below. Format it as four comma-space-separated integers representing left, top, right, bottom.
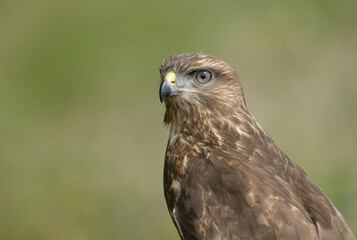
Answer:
159, 53, 355, 240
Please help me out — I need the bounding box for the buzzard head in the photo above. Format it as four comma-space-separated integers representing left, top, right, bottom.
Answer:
159, 53, 247, 126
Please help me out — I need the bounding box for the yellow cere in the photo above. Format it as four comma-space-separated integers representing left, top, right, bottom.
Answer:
165, 71, 177, 85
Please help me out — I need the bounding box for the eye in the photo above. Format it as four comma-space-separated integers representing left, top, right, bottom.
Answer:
195, 70, 212, 83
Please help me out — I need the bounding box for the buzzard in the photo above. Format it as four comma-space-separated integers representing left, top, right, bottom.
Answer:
159, 53, 355, 240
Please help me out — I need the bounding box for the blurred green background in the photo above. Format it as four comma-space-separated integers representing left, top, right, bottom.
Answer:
0, 0, 356, 239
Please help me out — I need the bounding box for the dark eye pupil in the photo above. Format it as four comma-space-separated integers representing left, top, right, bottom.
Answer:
196, 70, 212, 83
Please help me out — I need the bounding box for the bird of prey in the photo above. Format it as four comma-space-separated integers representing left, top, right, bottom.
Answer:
159, 53, 355, 240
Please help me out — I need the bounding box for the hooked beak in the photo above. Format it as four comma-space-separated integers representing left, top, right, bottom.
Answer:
159, 72, 178, 103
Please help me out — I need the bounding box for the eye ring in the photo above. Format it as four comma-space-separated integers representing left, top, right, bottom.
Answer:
195, 70, 212, 84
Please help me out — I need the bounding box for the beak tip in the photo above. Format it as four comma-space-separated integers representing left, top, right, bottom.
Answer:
159, 82, 164, 103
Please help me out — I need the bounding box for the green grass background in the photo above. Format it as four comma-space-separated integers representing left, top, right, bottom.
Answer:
0, 0, 356, 239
